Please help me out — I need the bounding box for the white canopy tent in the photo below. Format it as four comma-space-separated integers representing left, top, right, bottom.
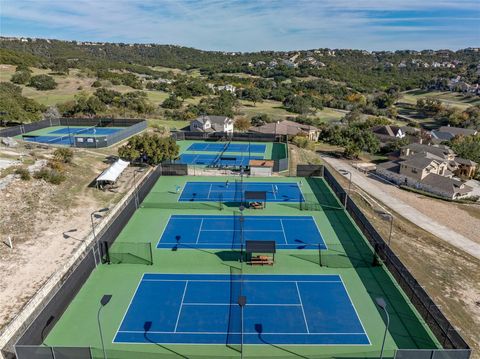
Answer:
96, 159, 129, 188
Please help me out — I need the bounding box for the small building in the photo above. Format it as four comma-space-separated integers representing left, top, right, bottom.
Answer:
249, 160, 274, 176
189, 115, 234, 134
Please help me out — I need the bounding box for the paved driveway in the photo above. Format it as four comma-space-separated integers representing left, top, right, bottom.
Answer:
321, 155, 480, 260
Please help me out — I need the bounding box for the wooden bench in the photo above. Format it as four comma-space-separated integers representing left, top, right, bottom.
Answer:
250, 255, 273, 266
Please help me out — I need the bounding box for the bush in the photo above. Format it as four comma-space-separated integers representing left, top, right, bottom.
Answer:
53, 148, 74, 163
33, 168, 66, 184
15, 167, 31, 180
292, 135, 315, 150
28, 74, 57, 90
48, 159, 65, 172
92, 80, 102, 88
11, 70, 31, 84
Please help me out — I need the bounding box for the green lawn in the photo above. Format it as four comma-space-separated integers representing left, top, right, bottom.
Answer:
44, 175, 440, 358
400, 89, 480, 110
239, 100, 345, 124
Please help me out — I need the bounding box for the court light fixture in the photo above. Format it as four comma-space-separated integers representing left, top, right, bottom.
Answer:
98, 295, 112, 359
375, 297, 390, 359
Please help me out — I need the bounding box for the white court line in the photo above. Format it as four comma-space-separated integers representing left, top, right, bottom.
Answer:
174, 281, 188, 333
195, 219, 204, 244
171, 217, 315, 221
200, 229, 283, 232
118, 330, 367, 335
142, 279, 342, 283
182, 303, 302, 306
338, 276, 371, 345
207, 184, 213, 199
279, 219, 288, 244
295, 282, 310, 334
112, 274, 146, 343
271, 184, 277, 200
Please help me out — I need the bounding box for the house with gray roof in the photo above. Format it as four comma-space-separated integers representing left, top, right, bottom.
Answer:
431, 126, 477, 142
189, 115, 234, 134
376, 143, 476, 199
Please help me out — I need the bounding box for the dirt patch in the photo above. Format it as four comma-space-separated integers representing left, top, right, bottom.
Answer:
0, 145, 137, 331
367, 175, 480, 244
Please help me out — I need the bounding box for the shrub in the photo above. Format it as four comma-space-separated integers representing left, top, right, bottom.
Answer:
11, 70, 31, 84
33, 168, 66, 184
48, 159, 65, 172
292, 135, 315, 150
92, 80, 102, 88
28, 74, 57, 90
53, 148, 74, 163
15, 167, 31, 180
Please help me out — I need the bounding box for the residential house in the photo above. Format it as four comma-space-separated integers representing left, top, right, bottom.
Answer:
189, 115, 234, 134
217, 84, 236, 93
399, 143, 455, 161
376, 143, 476, 199
372, 125, 406, 143
250, 120, 320, 141
437, 126, 477, 138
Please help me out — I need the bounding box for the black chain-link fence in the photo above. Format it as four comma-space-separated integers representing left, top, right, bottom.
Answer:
320, 165, 471, 356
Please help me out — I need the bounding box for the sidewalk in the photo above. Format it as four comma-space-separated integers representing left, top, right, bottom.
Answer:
321, 155, 480, 260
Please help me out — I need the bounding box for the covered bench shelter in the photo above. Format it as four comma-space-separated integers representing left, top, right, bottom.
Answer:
246, 240, 276, 265
96, 159, 129, 189
244, 190, 267, 209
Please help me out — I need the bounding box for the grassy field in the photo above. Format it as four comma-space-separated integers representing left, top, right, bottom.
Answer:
400, 89, 480, 110
43, 175, 440, 358
239, 100, 346, 123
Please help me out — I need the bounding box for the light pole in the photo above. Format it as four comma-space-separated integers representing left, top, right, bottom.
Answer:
379, 212, 394, 246
132, 168, 144, 209
339, 169, 352, 209
97, 294, 112, 359
375, 297, 390, 359
238, 295, 246, 359
90, 208, 110, 240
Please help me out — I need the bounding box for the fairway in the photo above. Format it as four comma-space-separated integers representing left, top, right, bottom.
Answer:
179, 181, 304, 202
114, 274, 369, 345
157, 215, 326, 249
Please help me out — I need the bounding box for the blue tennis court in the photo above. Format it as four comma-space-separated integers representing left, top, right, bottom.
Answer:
179, 181, 304, 202
22, 126, 122, 145
187, 143, 266, 153
157, 215, 326, 249
178, 154, 263, 167
114, 274, 370, 345
49, 127, 121, 136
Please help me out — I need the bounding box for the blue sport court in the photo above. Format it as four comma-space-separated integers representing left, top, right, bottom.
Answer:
178, 154, 264, 167
157, 215, 326, 249
113, 274, 370, 345
23, 126, 122, 145
179, 181, 304, 202
187, 143, 266, 153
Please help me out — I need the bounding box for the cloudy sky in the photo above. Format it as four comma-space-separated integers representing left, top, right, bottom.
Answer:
0, 0, 479, 51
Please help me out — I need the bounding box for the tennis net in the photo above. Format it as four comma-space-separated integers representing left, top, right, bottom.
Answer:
103, 241, 153, 265
46, 133, 74, 145
74, 125, 97, 135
